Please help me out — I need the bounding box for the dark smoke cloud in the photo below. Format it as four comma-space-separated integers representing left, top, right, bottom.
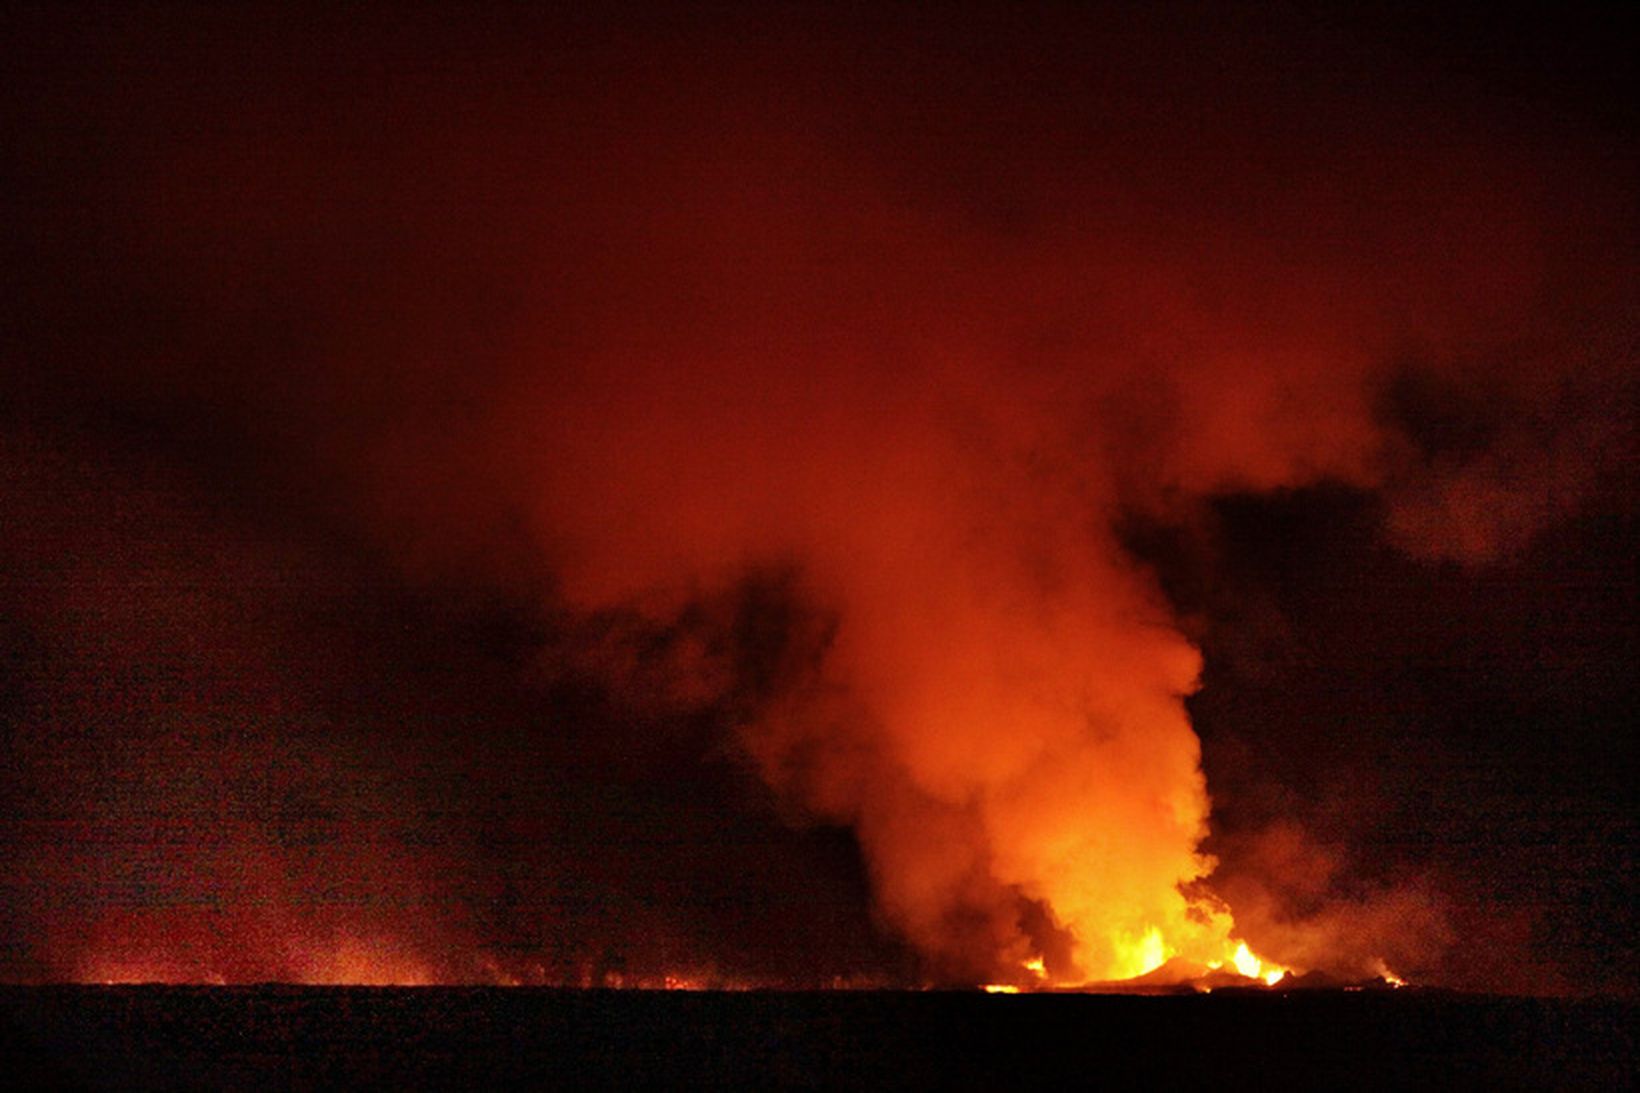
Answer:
1, 5, 1632, 989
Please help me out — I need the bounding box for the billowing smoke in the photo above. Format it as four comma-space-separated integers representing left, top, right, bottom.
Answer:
1, 7, 1632, 988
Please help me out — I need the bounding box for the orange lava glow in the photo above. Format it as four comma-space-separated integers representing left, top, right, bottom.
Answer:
16, 7, 1625, 1002
1372, 960, 1408, 988
70, 939, 1402, 992
290, 938, 435, 987
79, 960, 224, 987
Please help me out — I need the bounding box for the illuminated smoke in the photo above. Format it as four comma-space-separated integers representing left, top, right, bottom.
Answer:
3, 9, 1630, 986
466, 90, 1624, 981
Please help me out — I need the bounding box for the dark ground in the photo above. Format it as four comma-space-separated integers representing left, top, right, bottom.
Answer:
1, 986, 1633, 1090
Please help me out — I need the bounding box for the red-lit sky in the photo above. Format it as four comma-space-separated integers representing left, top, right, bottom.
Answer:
1, 5, 1633, 992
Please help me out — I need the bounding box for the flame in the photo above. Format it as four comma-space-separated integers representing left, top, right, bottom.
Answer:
1197, 939, 1292, 988
1114, 927, 1171, 980
982, 954, 1049, 993
660, 974, 706, 990
1372, 959, 1408, 988
1231, 941, 1263, 980
1224, 940, 1290, 985
72, 927, 1295, 992
991, 931, 1293, 992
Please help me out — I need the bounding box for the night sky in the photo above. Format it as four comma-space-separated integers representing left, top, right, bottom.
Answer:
1, 5, 1633, 995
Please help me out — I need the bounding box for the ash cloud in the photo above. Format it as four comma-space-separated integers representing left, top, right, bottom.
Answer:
1, 6, 1632, 989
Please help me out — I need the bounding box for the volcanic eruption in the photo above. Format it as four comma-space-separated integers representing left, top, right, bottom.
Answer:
0, 5, 1632, 996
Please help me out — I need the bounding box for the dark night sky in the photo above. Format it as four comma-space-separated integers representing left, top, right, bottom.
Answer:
1, 4, 1633, 993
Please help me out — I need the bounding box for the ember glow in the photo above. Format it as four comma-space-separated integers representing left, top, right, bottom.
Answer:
1, 6, 1633, 996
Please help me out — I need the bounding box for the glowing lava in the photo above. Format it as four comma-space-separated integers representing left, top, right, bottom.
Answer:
1226, 940, 1287, 986
1372, 960, 1408, 988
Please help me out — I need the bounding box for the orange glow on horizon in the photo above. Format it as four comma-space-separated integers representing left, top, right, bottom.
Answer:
293, 943, 435, 988
73, 938, 1429, 992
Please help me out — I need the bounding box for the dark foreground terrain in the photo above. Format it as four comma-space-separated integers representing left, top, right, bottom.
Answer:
1, 985, 1632, 1089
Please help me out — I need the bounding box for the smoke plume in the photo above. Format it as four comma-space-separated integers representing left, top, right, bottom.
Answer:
1, 7, 1632, 987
